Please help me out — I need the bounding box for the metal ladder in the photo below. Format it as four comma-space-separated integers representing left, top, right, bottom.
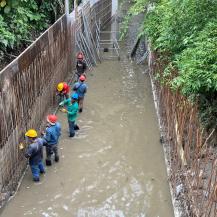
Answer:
75, 5, 120, 67
75, 5, 100, 70
98, 16, 120, 60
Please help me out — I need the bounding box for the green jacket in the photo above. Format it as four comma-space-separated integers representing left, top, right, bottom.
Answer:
62, 99, 79, 121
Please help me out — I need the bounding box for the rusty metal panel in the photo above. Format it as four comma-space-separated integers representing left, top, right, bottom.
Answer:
0, 14, 73, 193
0, 0, 112, 201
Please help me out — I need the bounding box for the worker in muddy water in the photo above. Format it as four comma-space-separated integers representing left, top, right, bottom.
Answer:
56, 82, 70, 102
59, 93, 79, 137
73, 75, 87, 113
24, 129, 46, 182
75, 52, 87, 81
42, 115, 61, 166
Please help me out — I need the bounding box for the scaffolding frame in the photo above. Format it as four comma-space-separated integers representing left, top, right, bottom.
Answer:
98, 16, 120, 60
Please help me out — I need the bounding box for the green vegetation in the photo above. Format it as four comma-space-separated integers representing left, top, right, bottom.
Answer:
123, 0, 217, 129
0, 0, 65, 62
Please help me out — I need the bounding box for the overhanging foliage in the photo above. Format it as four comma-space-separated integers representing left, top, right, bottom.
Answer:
124, 0, 217, 129
0, 0, 65, 56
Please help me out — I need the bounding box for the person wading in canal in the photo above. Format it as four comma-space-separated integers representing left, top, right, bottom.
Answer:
59, 93, 79, 137
24, 129, 46, 182
75, 52, 87, 81
73, 75, 87, 113
43, 115, 61, 166
56, 82, 70, 102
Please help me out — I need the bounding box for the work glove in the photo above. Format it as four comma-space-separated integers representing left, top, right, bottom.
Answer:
60, 108, 67, 113
59, 101, 64, 106
19, 143, 25, 150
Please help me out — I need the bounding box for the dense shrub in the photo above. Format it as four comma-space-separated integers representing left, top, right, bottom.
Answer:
0, 0, 65, 54
123, 0, 217, 129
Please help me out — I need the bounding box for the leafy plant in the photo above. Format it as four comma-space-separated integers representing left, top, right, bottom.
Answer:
125, 0, 217, 129
172, 22, 217, 96
0, 15, 15, 49
0, 0, 65, 52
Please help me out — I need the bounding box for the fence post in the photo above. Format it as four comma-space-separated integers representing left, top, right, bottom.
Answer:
65, 0, 69, 15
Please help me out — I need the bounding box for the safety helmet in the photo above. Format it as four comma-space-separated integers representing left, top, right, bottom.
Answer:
77, 52, 84, 60
71, 93, 79, 100
25, 129, 37, 138
47, 114, 57, 125
63, 82, 68, 89
57, 82, 64, 92
79, 75, 86, 81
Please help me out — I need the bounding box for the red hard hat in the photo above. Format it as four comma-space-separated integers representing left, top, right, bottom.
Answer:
47, 115, 57, 125
77, 52, 84, 60
79, 75, 86, 81
63, 82, 68, 89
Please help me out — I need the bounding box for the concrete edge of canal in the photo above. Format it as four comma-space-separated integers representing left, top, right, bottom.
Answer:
148, 66, 186, 217
146, 44, 187, 217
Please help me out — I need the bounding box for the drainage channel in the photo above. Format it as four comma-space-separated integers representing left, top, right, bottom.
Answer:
0, 41, 174, 217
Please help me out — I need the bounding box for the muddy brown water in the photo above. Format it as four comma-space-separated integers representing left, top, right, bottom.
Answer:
0, 49, 174, 217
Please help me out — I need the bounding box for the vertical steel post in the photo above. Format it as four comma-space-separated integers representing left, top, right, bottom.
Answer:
65, 0, 69, 15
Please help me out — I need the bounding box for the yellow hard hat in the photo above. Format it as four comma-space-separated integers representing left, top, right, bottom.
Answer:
57, 82, 64, 92
25, 129, 37, 138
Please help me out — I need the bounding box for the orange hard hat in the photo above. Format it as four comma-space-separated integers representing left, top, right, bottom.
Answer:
63, 82, 68, 89
79, 75, 86, 81
47, 115, 57, 125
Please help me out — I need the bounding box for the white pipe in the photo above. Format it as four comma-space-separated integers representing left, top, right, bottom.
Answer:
65, 0, 69, 15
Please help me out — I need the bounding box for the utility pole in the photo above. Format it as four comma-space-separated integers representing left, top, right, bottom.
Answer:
74, 0, 78, 19
65, 0, 69, 15
74, 0, 78, 53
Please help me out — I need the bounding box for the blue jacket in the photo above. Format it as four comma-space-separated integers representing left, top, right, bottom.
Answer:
44, 122, 61, 145
55, 122, 61, 143
73, 82, 87, 98
25, 138, 46, 165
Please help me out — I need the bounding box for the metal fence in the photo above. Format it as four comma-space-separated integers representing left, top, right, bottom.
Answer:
0, 0, 112, 205
148, 51, 217, 217
0, 14, 73, 197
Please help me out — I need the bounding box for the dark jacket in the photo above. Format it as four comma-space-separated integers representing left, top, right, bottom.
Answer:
76, 60, 87, 76
25, 138, 46, 165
